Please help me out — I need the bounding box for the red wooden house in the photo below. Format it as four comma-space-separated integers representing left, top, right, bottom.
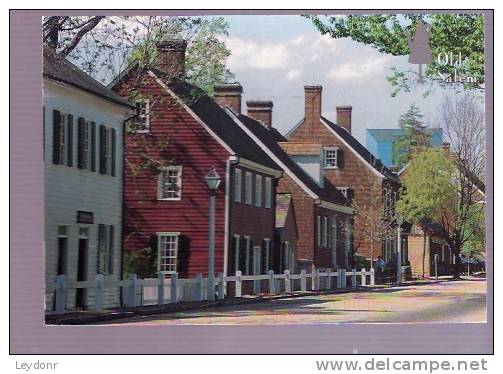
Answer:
111, 40, 282, 281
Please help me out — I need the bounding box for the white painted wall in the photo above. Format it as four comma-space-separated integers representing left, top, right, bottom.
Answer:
44, 79, 131, 311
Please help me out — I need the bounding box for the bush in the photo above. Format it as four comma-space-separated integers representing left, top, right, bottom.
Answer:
123, 247, 157, 279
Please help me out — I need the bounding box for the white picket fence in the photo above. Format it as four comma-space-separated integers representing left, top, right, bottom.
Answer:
47, 268, 375, 315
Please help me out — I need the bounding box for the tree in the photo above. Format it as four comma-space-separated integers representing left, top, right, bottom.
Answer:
43, 16, 234, 93
350, 160, 397, 269
306, 14, 485, 96
392, 104, 432, 169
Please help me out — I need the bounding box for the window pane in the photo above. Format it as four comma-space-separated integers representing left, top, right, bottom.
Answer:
324, 149, 337, 168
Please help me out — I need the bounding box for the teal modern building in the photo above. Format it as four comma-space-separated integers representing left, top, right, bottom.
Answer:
365, 128, 443, 168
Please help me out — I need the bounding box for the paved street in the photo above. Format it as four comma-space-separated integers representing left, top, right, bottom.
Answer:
103, 279, 486, 325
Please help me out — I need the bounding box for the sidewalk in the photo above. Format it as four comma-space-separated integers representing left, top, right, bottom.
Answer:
45, 277, 472, 325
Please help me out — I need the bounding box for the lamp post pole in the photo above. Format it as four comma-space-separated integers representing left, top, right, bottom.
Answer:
207, 188, 216, 301
205, 166, 221, 302
396, 217, 402, 285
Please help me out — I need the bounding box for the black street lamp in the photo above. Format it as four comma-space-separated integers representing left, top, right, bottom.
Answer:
205, 166, 221, 301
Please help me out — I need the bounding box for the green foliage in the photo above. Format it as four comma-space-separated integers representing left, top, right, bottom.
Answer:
392, 104, 431, 169
396, 148, 457, 225
123, 247, 157, 279
307, 14, 484, 95
127, 17, 234, 95
461, 204, 485, 256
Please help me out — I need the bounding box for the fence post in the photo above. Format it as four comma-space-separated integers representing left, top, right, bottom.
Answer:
55, 274, 66, 314
361, 268, 367, 286
170, 273, 178, 304
314, 268, 320, 291
157, 272, 165, 305
370, 268, 375, 286
326, 269, 332, 290
125, 273, 138, 308
268, 270, 276, 294
311, 268, 316, 290
300, 270, 307, 292
340, 269, 346, 288
284, 270, 291, 293
352, 269, 357, 288
336, 269, 342, 289
193, 273, 203, 301
95, 274, 104, 312
235, 270, 242, 298
218, 273, 225, 300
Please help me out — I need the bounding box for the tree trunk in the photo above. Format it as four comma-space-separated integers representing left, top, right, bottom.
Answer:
422, 231, 426, 278
451, 242, 462, 280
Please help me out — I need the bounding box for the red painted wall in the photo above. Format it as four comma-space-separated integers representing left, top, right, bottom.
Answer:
115, 75, 229, 278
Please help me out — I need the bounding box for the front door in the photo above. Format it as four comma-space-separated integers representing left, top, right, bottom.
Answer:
253, 246, 261, 294
75, 229, 89, 309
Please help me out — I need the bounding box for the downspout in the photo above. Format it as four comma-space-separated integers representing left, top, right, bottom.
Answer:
223, 155, 238, 294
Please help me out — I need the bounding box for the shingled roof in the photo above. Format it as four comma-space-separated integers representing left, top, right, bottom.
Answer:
149, 70, 280, 171
321, 116, 399, 183
235, 113, 350, 206
43, 47, 133, 109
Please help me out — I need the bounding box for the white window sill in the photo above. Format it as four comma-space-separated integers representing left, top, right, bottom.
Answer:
324, 166, 339, 170
157, 198, 182, 201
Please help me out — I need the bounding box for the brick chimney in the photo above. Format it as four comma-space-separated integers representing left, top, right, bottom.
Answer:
213, 83, 243, 114
246, 100, 273, 129
155, 39, 187, 77
336, 106, 352, 133
304, 85, 322, 128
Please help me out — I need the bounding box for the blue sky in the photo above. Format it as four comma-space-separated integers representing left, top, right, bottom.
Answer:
220, 15, 456, 144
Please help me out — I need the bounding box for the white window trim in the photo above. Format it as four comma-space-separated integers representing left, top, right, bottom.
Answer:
317, 215, 321, 247
245, 236, 251, 275
156, 232, 180, 274
323, 147, 339, 169
264, 177, 272, 209
245, 171, 253, 205
234, 169, 242, 203
264, 238, 271, 273
337, 187, 350, 199
323, 216, 328, 247
157, 166, 183, 201
134, 98, 150, 133
255, 174, 263, 207
233, 234, 240, 273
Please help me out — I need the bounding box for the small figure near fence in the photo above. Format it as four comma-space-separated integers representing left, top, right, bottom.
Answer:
375, 256, 386, 284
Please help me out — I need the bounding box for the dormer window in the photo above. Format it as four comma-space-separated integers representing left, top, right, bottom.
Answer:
134, 99, 150, 132
337, 187, 353, 200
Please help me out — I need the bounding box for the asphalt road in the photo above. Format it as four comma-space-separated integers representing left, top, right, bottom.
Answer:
103, 279, 486, 325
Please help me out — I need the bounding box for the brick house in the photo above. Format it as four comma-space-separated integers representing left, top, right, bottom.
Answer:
285, 85, 400, 264
111, 40, 282, 284
223, 98, 355, 272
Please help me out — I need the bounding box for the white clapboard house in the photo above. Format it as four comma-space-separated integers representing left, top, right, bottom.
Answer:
43, 48, 133, 311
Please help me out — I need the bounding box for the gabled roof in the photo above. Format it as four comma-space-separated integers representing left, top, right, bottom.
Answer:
43, 48, 134, 109
234, 113, 350, 206
148, 70, 280, 171
320, 117, 399, 183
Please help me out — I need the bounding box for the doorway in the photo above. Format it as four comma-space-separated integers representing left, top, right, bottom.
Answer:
75, 228, 89, 309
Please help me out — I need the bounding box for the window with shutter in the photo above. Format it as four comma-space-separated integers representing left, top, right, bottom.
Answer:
234, 169, 242, 203
157, 233, 179, 274
52, 110, 61, 164
336, 149, 344, 168
108, 225, 114, 275
245, 172, 252, 205
264, 177, 272, 208
99, 125, 107, 174
67, 114, 74, 167
77, 117, 87, 169
111, 128, 117, 177
255, 175, 262, 207
324, 147, 338, 169
90, 122, 96, 172
158, 166, 182, 200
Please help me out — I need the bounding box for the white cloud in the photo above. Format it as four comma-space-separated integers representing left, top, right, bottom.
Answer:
225, 37, 291, 71
327, 54, 393, 83
286, 68, 301, 81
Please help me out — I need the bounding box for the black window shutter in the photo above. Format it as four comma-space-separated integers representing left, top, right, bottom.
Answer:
108, 225, 115, 275
336, 149, 344, 168
177, 235, 190, 277
52, 110, 61, 164
261, 241, 267, 274
67, 114, 74, 167
99, 125, 106, 174
239, 238, 247, 273
111, 128, 117, 177
90, 122, 96, 172
97, 224, 105, 274
77, 117, 85, 169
